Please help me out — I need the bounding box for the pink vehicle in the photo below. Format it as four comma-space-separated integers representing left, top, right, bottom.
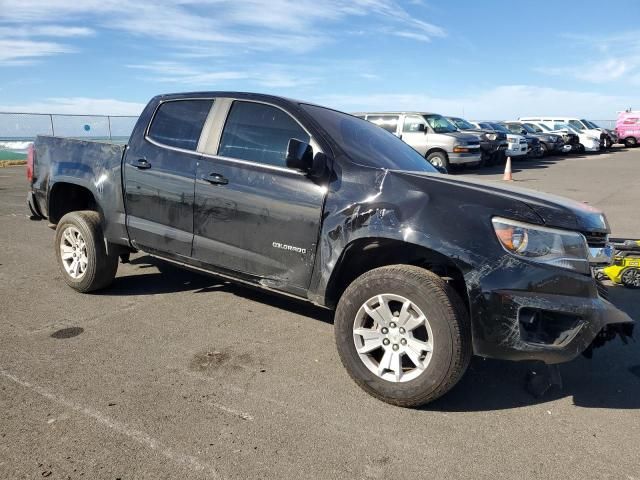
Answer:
616, 110, 640, 147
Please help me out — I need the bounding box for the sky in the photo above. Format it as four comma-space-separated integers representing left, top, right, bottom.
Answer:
1, 0, 639, 120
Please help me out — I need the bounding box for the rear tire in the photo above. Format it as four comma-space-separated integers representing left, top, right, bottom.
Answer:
55, 211, 119, 292
624, 137, 637, 148
334, 265, 471, 407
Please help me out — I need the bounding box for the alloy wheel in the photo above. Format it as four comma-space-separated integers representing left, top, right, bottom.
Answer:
353, 294, 434, 383
60, 226, 88, 279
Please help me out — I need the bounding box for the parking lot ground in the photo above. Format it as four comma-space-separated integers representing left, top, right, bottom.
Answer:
1, 152, 639, 480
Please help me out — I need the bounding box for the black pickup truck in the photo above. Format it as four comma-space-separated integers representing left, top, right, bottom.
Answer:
446, 116, 508, 166
27, 92, 633, 407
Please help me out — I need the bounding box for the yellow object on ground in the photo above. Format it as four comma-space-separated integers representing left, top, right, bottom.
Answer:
601, 240, 640, 289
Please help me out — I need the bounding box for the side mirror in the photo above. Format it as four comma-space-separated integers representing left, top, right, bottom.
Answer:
417, 123, 426, 132
286, 138, 314, 172
521, 129, 528, 136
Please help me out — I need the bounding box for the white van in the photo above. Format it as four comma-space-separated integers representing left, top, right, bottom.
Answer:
519, 117, 603, 150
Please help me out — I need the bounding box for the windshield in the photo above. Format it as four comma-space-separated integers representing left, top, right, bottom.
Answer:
557, 123, 579, 133
536, 124, 551, 131
524, 123, 544, 133
582, 119, 600, 129
424, 115, 458, 133
569, 119, 587, 130
517, 123, 536, 134
489, 123, 510, 134
301, 104, 437, 172
450, 117, 475, 130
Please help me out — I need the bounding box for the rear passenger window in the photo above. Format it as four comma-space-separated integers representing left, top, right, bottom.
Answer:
148, 99, 213, 151
367, 115, 399, 134
218, 101, 310, 168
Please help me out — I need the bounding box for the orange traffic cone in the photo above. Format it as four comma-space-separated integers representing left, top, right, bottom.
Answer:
503, 156, 513, 181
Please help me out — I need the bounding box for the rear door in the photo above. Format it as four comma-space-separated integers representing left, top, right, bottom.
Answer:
192, 98, 326, 294
124, 98, 214, 256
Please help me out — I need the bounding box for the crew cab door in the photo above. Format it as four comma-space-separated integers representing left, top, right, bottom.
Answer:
192, 99, 326, 294
123, 98, 214, 256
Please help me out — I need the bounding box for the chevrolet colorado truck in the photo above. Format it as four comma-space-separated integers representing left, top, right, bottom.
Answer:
27, 92, 633, 407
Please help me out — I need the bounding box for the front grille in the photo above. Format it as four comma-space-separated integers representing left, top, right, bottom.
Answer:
584, 231, 608, 247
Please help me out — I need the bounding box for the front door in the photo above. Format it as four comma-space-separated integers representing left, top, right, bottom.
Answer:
192, 99, 326, 293
400, 114, 429, 156
124, 98, 214, 256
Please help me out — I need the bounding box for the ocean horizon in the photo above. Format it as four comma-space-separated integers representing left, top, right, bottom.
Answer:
0, 136, 129, 159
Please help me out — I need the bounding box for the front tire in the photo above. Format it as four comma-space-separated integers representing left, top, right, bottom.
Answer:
426, 151, 450, 171
334, 265, 471, 407
55, 211, 119, 292
540, 143, 549, 157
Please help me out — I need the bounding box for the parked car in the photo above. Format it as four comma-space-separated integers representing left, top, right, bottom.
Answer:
502, 122, 564, 157
581, 120, 617, 148
27, 92, 633, 407
474, 122, 528, 159
519, 117, 605, 150
355, 112, 481, 170
522, 122, 577, 153
530, 121, 600, 153
446, 116, 508, 166
616, 111, 640, 147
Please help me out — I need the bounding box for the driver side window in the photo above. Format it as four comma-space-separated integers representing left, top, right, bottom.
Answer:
403, 115, 427, 133
218, 101, 310, 168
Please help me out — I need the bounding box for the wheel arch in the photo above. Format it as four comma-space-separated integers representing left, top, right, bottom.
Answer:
324, 237, 469, 311
425, 148, 449, 160
48, 181, 101, 224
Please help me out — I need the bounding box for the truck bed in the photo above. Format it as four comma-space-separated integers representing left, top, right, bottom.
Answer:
30, 135, 130, 245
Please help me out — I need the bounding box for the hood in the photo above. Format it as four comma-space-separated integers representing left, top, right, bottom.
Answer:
395, 171, 609, 234
459, 127, 507, 141
445, 131, 481, 143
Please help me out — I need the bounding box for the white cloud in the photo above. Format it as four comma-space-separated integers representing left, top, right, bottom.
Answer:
0, 97, 145, 115
315, 85, 634, 120
128, 61, 321, 89
0, 39, 75, 63
392, 31, 433, 42
536, 30, 640, 85
0, 0, 445, 62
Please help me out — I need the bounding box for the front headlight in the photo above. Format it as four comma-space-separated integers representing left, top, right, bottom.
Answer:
492, 217, 590, 274
486, 133, 497, 141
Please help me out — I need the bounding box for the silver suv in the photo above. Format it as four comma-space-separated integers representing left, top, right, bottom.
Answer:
354, 112, 482, 170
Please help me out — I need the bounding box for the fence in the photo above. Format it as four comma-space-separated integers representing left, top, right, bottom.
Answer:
0, 111, 620, 161
0, 112, 139, 160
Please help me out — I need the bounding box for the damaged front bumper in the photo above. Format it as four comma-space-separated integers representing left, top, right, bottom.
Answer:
470, 263, 634, 364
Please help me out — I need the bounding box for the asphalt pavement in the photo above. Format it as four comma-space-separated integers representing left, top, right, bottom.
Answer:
1, 148, 639, 480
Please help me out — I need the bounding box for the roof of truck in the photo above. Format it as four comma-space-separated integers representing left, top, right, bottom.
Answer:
153, 91, 341, 112
351, 111, 439, 116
